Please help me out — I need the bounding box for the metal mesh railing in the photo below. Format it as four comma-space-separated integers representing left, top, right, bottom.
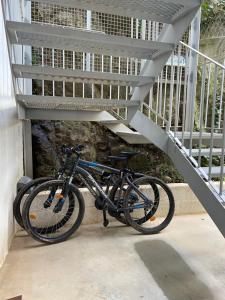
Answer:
142, 41, 225, 196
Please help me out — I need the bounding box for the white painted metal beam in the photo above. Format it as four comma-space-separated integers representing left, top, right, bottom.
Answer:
130, 110, 169, 151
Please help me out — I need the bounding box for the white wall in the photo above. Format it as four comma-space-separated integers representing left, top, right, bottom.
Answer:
0, 0, 24, 267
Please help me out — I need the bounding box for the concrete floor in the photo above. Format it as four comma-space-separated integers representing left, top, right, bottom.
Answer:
0, 215, 225, 300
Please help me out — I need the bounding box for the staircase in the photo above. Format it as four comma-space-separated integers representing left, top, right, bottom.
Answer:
3, 0, 225, 237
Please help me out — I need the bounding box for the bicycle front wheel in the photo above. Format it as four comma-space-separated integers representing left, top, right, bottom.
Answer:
22, 180, 85, 244
13, 177, 53, 229
124, 176, 175, 234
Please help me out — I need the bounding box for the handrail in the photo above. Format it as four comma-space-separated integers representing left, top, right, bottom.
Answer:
141, 38, 225, 197
180, 41, 225, 70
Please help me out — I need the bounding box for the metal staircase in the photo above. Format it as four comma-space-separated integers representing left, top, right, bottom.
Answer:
3, 0, 225, 237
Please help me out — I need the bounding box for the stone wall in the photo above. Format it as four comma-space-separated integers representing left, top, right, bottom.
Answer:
32, 120, 184, 183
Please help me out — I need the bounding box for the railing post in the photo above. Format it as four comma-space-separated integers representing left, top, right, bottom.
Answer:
23, 0, 33, 177
185, 9, 201, 131
86, 10, 91, 71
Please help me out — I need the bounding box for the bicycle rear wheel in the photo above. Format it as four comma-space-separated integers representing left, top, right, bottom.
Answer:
124, 177, 175, 234
108, 176, 160, 225
22, 180, 85, 244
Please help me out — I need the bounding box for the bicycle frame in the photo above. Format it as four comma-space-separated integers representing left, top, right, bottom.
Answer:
48, 151, 153, 213
74, 165, 152, 212
77, 160, 151, 206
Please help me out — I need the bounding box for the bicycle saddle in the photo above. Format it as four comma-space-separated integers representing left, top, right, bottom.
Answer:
107, 155, 128, 162
120, 151, 140, 159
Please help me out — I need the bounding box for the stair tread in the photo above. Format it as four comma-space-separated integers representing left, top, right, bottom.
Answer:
200, 166, 224, 177
13, 64, 154, 87
174, 131, 223, 140
100, 120, 124, 124
16, 95, 140, 111
116, 131, 149, 144
117, 131, 142, 136
30, 0, 200, 24
7, 21, 174, 60
187, 148, 224, 156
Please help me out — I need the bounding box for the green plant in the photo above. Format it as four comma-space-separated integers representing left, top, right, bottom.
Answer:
201, 0, 225, 33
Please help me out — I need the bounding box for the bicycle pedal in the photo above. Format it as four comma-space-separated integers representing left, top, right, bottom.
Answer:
43, 200, 51, 209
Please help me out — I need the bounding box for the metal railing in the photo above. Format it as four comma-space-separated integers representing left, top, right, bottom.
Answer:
142, 41, 225, 196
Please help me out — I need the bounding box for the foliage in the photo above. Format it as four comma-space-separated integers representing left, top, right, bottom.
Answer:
201, 0, 225, 33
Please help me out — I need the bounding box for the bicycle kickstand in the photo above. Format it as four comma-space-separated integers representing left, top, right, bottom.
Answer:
103, 209, 109, 228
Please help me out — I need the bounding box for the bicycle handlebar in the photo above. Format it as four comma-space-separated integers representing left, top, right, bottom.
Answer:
61, 144, 85, 156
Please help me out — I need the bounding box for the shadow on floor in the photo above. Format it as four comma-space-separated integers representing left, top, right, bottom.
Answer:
135, 240, 215, 300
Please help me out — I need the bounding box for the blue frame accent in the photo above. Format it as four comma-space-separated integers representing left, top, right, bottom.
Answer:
78, 159, 120, 174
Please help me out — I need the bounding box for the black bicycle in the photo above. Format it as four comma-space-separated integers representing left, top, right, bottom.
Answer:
13, 145, 77, 229
22, 145, 175, 244
14, 146, 156, 228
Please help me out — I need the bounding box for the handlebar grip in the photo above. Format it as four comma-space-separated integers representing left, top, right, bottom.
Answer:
61, 144, 85, 155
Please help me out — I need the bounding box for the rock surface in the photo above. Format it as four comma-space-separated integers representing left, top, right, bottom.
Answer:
32, 121, 183, 183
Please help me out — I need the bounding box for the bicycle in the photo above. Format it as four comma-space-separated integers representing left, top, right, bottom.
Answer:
22, 145, 175, 244
78, 152, 159, 226
14, 147, 156, 228
13, 145, 77, 229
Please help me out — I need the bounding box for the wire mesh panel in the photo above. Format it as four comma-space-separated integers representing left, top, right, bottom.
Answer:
31, 2, 87, 29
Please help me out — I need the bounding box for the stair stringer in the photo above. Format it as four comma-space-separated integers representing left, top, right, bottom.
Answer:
131, 5, 201, 102
130, 111, 225, 238
129, 111, 169, 152
114, 5, 201, 138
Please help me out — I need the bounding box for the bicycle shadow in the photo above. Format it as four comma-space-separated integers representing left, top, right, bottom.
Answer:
135, 240, 215, 300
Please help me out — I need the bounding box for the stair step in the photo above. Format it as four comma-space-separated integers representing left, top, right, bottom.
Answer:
100, 120, 125, 124
13, 64, 154, 87
174, 132, 223, 140
30, 0, 199, 24
7, 21, 174, 60
200, 167, 224, 178
16, 95, 140, 111
186, 148, 224, 157
116, 131, 149, 144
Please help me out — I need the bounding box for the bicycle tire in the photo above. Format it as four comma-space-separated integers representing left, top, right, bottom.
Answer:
13, 176, 53, 228
22, 180, 85, 244
124, 176, 175, 234
108, 176, 160, 225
